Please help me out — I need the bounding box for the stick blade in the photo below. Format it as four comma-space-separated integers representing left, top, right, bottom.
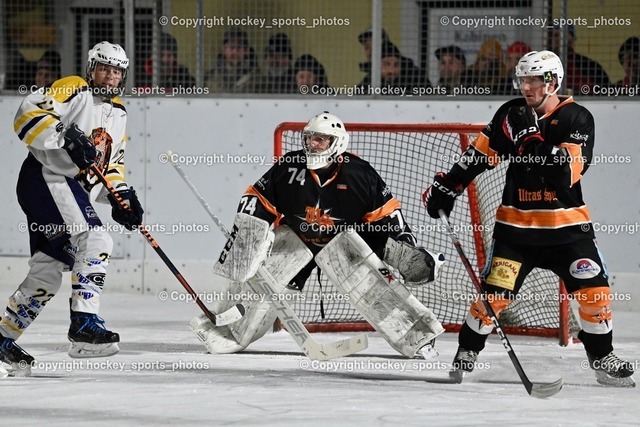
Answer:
214, 304, 245, 326
528, 377, 563, 398
304, 333, 369, 361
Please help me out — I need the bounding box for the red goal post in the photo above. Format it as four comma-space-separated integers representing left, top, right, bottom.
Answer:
274, 122, 574, 345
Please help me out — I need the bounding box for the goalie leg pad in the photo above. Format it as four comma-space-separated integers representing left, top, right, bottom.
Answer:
189, 291, 276, 354
383, 238, 445, 284
213, 213, 275, 283
315, 230, 444, 358
193, 226, 313, 354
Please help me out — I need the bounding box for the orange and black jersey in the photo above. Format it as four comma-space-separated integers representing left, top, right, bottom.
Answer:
239, 150, 416, 256
450, 96, 596, 245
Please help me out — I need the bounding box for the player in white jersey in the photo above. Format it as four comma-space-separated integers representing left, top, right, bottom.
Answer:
0, 42, 144, 373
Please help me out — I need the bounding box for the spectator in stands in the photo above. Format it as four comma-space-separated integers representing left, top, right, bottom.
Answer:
293, 54, 329, 92
357, 26, 389, 87
379, 41, 423, 92
495, 41, 532, 95
434, 45, 470, 94
34, 50, 61, 88
551, 24, 610, 94
4, 43, 36, 90
206, 27, 260, 93
258, 33, 296, 93
143, 33, 195, 89
616, 36, 640, 87
466, 39, 508, 92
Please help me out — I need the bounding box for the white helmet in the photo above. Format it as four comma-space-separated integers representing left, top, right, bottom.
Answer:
86, 41, 129, 98
514, 50, 564, 95
302, 112, 349, 170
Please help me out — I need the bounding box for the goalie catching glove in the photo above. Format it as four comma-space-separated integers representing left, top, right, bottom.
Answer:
506, 105, 543, 155
422, 172, 464, 219
384, 237, 445, 284
107, 187, 144, 230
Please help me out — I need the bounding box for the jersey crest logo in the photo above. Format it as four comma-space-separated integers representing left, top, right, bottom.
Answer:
305, 206, 336, 227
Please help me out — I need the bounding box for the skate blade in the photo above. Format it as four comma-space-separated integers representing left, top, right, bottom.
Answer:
68, 341, 120, 358
448, 369, 465, 384
595, 371, 636, 388
1, 362, 32, 377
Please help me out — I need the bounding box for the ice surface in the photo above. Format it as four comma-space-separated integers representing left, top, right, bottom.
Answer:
2, 293, 638, 426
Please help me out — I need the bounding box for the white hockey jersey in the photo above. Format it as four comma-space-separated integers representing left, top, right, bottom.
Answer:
13, 76, 129, 202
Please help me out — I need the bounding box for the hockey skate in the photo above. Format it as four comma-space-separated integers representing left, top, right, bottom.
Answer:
68, 310, 120, 358
449, 347, 478, 383
587, 351, 636, 388
417, 338, 439, 360
0, 334, 34, 377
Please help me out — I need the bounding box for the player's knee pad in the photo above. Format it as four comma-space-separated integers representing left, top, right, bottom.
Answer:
316, 229, 444, 358
0, 252, 66, 339
70, 230, 113, 313
213, 213, 275, 283
465, 294, 511, 335
573, 286, 612, 334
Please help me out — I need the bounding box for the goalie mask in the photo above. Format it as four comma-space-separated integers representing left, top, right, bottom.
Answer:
301, 111, 349, 170
86, 41, 129, 99
513, 50, 564, 101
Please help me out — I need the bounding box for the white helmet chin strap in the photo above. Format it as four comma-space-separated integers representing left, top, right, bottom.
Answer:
532, 81, 560, 110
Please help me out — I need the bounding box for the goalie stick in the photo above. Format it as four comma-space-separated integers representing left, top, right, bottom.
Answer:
166, 151, 368, 361
89, 165, 244, 327
438, 210, 563, 398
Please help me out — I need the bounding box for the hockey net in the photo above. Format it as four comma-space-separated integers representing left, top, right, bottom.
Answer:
274, 122, 577, 345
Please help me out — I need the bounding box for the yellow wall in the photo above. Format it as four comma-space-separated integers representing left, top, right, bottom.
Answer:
168, 0, 639, 86
554, 0, 640, 84
169, 0, 403, 86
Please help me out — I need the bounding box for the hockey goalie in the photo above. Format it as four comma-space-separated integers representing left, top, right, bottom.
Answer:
190, 111, 446, 359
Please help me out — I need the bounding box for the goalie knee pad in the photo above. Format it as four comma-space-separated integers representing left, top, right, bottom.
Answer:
213, 213, 275, 283
464, 294, 511, 335
383, 238, 445, 284
316, 229, 444, 358
574, 286, 612, 335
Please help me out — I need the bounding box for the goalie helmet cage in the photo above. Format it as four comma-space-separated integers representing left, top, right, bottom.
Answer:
273, 122, 576, 346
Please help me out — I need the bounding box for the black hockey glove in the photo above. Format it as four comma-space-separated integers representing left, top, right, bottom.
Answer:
422, 172, 463, 219
107, 187, 144, 231
63, 123, 97, 170
506, 106, 543, 155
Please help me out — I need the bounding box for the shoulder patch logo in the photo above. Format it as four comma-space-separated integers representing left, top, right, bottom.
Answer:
569, 258, 601, 279
569, 131, 589, 142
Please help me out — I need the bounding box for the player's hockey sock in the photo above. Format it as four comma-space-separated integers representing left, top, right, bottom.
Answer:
578, 330, 613, 359
458, 322, 489, 353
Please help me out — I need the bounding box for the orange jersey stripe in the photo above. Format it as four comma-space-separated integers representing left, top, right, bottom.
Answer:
471, 133, 500, 167
244, 186, 282, 221
559, 142, 584, 186
362, 198, 401, 223
496, 205, 591, 229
